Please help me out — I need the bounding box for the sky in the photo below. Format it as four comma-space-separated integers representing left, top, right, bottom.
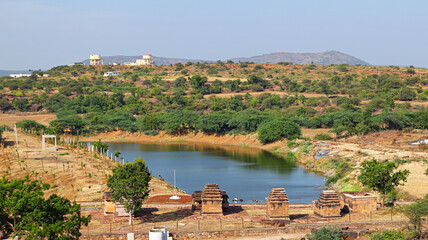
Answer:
0, 0, 427, 70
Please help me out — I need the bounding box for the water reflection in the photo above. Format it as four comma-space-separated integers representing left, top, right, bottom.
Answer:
106, 142, 325, 203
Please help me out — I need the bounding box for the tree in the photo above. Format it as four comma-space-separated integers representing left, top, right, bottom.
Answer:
0, 176, 90, 239
306, 226, 342, 240
92, 139, 108, 154
399, 198, 428, 238
358, 158, 410, 207
0, 97, 12, 111
107, 158, 152, 225
12, 98, 29, 112
159, 110, 198, 135
257, 118, 301, 144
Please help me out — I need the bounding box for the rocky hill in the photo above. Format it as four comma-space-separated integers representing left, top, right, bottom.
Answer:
229, 51, 369, 65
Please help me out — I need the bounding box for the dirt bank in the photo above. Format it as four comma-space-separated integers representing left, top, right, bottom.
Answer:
0, 131, 181, 201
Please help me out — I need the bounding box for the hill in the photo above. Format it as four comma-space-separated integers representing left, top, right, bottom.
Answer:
80, 50, 369, 66
81, 55, 212, 65
229, 51, 370, 65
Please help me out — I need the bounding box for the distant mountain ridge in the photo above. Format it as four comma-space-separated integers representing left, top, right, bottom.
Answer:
229, 51, 370, 65
81, 55, 212, 66
80, 50, 369, 66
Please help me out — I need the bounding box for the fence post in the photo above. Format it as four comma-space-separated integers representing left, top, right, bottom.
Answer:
176, 220, 179, 231
241, 218, 244, 228
348, 212, 351, 222
220, 218, 222, 230
198, 220, 200, 230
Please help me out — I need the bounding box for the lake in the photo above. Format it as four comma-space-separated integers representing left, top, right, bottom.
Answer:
105, 142, 325, 203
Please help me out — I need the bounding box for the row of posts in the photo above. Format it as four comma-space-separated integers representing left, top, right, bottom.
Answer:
46, 134, 126, 164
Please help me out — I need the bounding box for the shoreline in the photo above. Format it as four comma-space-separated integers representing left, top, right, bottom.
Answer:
80, 129, 428, 200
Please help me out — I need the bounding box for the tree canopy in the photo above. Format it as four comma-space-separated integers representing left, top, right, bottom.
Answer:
358, 158, 410, 207
0, 176, 90, 239
257, 118, 301, 144
107, 158, 152, 225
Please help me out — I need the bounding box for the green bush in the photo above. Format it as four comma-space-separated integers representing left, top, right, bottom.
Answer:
368, 229, 409, 240
143, 130, 159, 136
313, 133, 333, 140
16, 120, 46, 132
257, 118, 301, 144
306, 226, 342, 240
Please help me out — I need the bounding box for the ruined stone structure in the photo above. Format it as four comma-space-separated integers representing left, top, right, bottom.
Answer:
340, 191, 378, 213
192, 184, 229, 216
102, 192, 115, 215
102, 192, 130, 216
192, 191, 202, 211
313, 190, 341, 218
266, 188, 289, 220
90, 54, 101, 65
220, 190, 229, 209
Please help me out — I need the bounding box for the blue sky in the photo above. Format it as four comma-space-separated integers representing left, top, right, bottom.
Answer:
1, 0, 427, 70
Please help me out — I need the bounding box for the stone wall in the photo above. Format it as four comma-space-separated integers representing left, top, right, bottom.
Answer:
80, 220, 412, 240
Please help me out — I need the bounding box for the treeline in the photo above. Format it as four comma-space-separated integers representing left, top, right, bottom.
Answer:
16, 106, 428, 144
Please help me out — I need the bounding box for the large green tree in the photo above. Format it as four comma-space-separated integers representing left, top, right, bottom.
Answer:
257, 118, 301, 144
358, 158, 410, 207
107, 158, 151, 225
0, 176, 90, 239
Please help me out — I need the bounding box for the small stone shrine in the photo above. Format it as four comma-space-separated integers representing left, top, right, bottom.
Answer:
340, 191, 378, 213
192, 184, 229, 216
102, 192, 115, 215
192, 191, 202, 211
220, 190, 229, 209
266, 188, 289, 220
313, 190, 341, 218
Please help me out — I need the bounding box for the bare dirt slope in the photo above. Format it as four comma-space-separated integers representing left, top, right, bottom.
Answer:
0, 113, 56, 128
0, 131, 180, 201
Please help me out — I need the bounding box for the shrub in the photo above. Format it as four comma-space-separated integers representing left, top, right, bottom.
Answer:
257, 118, 301, 144
313, 133, 333, 140
306, 226, 342, 240
368, 229, 410, 240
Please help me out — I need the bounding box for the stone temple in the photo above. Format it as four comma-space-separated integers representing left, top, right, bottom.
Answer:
313, 190, 341, 218
266, 188, 289, 220
192, 183, 229, 216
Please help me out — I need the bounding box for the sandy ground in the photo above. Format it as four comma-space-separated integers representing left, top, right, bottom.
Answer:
0, 113, 56, 127
226, 234, 306, 240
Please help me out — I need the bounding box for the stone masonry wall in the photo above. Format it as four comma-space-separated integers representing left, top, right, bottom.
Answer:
80, 220, 411, 240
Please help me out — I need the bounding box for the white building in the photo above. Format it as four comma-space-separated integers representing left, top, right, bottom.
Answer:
9, 74, 31, 78
124, 54, 154, 66
90, 54, 102, 65
103, 72, 122, 77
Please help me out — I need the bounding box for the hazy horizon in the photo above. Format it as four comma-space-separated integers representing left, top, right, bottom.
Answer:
1, 0, 427, 70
